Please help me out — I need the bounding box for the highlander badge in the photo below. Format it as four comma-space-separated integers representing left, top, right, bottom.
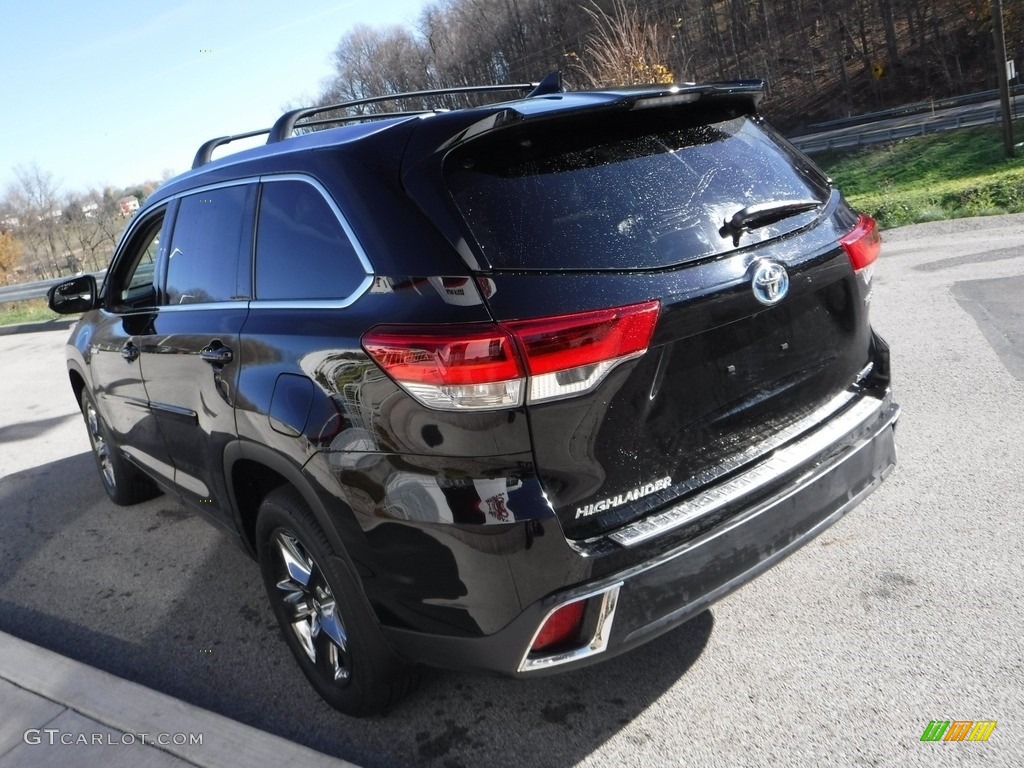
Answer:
751, 260, 789, 306
575, 476, 672, 519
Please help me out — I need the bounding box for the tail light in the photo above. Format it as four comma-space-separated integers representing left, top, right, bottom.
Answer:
360, 326, 524, 410
840, 214, 881, 272
362, 299, 660, 411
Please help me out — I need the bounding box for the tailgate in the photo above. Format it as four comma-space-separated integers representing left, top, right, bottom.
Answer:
481, 227, 876, 539
412, 90, 884, 540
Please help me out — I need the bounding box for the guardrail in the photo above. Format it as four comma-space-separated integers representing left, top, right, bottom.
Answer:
0, 272, 106, 305
791, 105, 1014, 154
805, 85, 1024, 132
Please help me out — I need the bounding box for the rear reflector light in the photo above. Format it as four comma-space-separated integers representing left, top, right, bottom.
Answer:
840, 214, 881, 272
362, 300, 660, 411
531, 600, 586, 652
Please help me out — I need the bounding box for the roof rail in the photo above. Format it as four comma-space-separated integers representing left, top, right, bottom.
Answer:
295, 110, 445, 130
192, 127, 271, 169
192, 74, 565, 168
266, 82, 539, 143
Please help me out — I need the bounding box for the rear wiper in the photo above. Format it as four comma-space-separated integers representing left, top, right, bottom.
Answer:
720, 200, 820, 246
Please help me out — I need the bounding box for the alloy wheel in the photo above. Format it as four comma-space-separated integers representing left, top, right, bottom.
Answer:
272, 529, 351, 683
84, 400, 116, 490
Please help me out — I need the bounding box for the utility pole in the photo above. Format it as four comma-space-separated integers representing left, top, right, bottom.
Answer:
993, 0, 1016, 158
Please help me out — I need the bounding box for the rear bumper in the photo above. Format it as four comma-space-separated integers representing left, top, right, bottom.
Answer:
382, 391, 899, 675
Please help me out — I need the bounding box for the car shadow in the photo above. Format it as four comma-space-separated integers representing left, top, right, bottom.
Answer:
0, 452, 98, 590
0, 451, 714, 768
0, 413, 77, 443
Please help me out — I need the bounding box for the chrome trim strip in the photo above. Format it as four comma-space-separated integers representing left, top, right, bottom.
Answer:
151, 301, 247, 312
129, 174, 375, 312
619, 434, 898, 646
168, 176, 262, 196
246, 174, 375, 309
607, 389, 857, 519
609, 394, 892, 548
259, 173, 374, 277
149, 401, 198, 424
247, 274, 375, 311
518, 583, 622, 673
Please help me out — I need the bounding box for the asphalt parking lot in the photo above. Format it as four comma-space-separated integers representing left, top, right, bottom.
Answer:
1, 214, 1022, 767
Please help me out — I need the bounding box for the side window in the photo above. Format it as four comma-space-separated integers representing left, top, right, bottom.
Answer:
111, 211, 165, 310
165, 185, 253, 305
255, 180, 366, 301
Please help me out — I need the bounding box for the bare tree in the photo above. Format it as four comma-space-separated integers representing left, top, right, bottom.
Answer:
5, 165, 64, 279
57, 191, 122, 273
323, 25, 432, 111
94, 188, 130, 261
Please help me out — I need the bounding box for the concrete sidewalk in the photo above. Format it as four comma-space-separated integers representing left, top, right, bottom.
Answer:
0, 631, 357, 768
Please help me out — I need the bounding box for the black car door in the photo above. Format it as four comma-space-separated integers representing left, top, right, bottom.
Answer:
88, 207, 176, 486
136, 182, 255, 524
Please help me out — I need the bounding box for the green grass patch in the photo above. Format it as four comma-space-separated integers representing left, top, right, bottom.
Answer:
0, 299, 64, 327
813, 123, 1024, 228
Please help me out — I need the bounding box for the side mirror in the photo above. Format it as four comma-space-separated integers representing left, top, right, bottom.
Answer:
47, 274, 98, 315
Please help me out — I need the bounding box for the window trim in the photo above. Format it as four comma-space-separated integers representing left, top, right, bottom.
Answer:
250, 173, 374, 309
118, 174, 375, 312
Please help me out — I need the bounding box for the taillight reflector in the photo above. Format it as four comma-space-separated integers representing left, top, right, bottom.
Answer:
840, 214, 881, 272
362, 300, 660, 411
531, 600, 586, 652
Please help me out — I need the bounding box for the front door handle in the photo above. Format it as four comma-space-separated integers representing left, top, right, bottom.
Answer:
121, 341, 139, 362
200, 339, 233, 366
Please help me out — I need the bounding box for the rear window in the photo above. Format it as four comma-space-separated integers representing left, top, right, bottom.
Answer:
446, 113, 830, 270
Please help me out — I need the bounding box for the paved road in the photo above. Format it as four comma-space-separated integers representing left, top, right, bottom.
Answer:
1, 216, 1022, 766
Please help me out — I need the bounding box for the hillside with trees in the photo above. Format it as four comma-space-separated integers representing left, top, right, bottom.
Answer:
313, 0, 1023, 130
0, 165, 162, 284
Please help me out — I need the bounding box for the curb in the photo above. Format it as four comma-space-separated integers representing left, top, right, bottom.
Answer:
0, 318, 77, 337
0, 631, 357, 768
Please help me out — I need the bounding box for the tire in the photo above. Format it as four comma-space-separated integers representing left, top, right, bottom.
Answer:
255, 486, 416, 716
79, 388, 161, 506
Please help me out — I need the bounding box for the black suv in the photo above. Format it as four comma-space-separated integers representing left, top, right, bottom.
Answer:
48, 77, 899, 715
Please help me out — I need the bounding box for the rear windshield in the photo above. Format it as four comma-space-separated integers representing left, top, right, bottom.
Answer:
446, 112, 830, 270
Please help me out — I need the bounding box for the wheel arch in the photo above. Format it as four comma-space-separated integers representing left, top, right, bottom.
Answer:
68, 364, 87, 409
223, 441, 361, 564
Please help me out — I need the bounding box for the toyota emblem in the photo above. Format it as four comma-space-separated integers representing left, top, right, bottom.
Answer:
751, 260, 789, 306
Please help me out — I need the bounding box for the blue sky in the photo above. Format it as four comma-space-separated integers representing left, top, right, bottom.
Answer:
0, 0, 428, 196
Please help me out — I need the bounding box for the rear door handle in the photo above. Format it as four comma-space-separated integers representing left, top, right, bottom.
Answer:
200, 340, 233, 366
121, 341, 139, 362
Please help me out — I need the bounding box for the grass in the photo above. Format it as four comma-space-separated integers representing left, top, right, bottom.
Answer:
813, 123, 1024, 229
0, 299, 64, 327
